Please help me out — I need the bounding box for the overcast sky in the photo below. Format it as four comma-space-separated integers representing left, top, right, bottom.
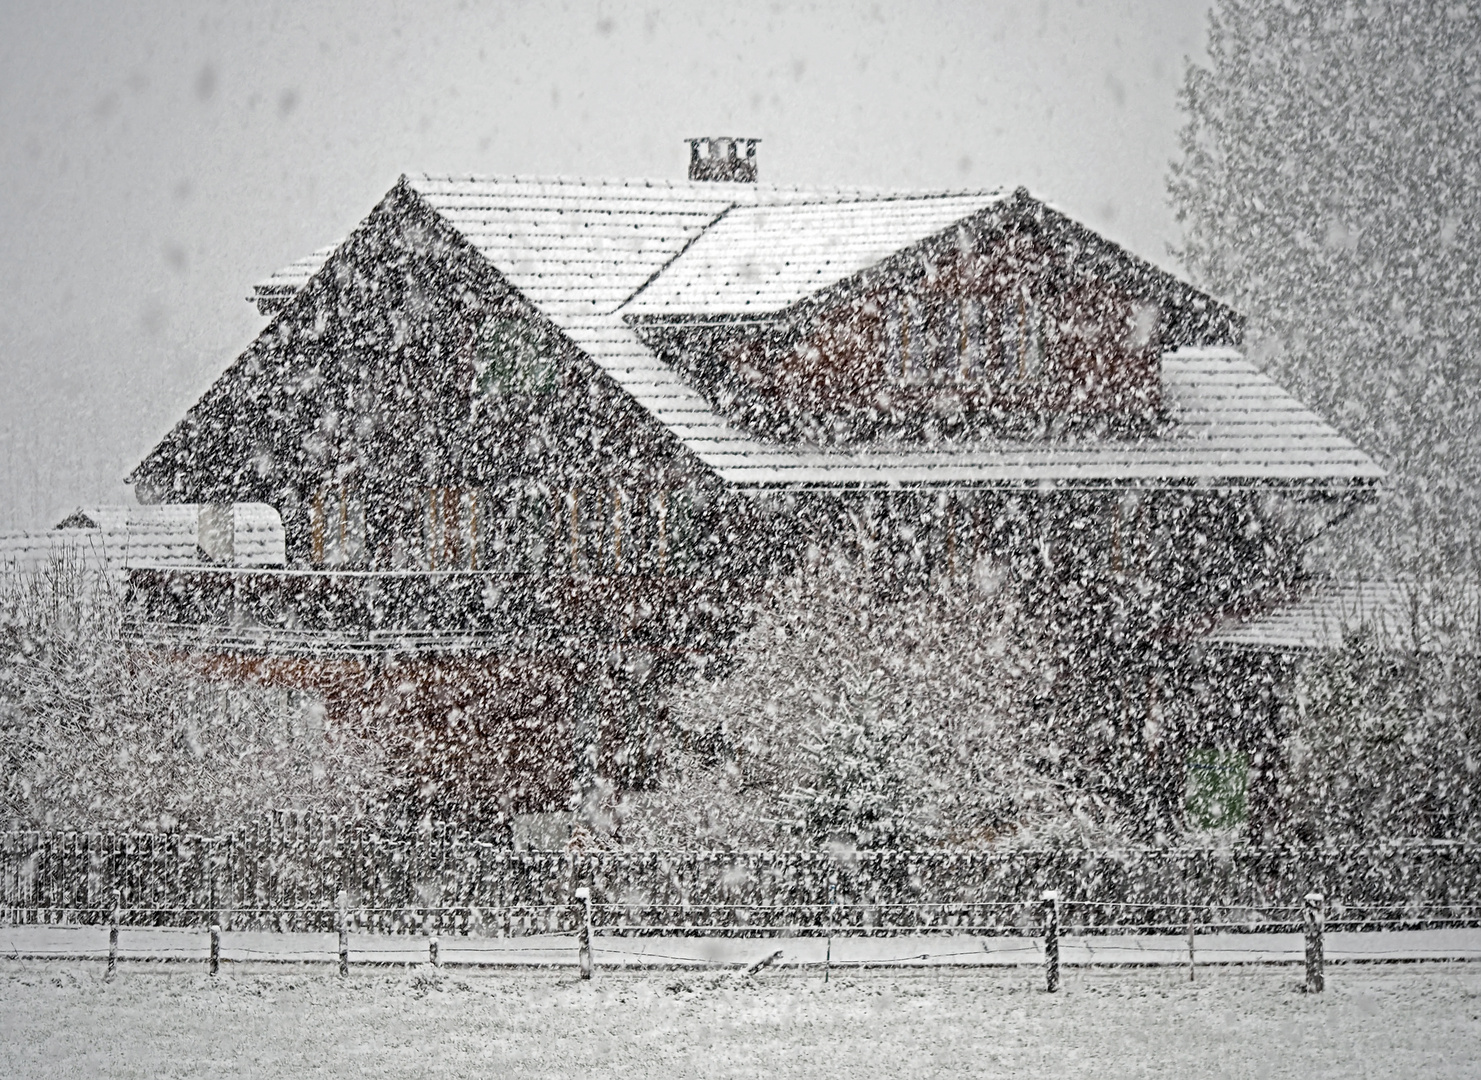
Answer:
0, 0, 1210, 529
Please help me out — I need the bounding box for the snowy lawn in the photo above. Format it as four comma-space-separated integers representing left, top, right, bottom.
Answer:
0, 961, 1478, 1078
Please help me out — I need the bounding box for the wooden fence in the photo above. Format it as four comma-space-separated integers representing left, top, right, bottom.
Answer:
3, 818, 1478, 937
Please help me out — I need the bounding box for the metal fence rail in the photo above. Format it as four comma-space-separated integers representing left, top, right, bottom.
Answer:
4, 820, 1480, 936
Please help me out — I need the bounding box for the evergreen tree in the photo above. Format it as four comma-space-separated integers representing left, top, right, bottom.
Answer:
1170, 0, 1481, 574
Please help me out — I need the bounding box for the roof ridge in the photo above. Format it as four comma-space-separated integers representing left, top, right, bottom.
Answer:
405, 171, 875, 191
618, 204, 739, 312
722, 188, 1013, 207
403, 172, 1012, 201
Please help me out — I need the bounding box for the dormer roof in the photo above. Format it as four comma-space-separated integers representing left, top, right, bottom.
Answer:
622, 194, 1012, 315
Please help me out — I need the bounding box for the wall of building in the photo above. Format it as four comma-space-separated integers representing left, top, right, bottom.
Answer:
637, 220, 1165, 445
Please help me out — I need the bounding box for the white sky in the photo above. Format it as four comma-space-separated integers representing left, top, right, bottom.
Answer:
0, 0, 1210, 529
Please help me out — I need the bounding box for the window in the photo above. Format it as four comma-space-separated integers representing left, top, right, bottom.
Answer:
611, 488, 629, 570
902, 296, 922, 379
474, 317, 558, 396
423, 487, 482, 570
563, 485, 658, 574
573, 487, 611, 572
883, 290, 1043, 385
466, 484, 668, 576
1185, 748, 1249, 830
1000, 289, 1043, 380
887, 294, 960, 384
515, 487, 553, 572
661, 487, 701, 575
959, 297, 982, 379
310, 485, 366, 567
883, 304, 903, 380
478, 484, 554, 573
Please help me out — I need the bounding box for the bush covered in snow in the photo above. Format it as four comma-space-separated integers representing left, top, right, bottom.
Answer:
1279, 584, 1481, 842
0, 558, 389, 833
613, 556, 1127, 849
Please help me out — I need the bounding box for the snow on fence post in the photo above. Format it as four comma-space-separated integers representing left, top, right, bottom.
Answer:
1041, 890, 1060, 993
207, 867, 222, 977
106, 889, 120, 981
574, 886, 593, 980
336, 889, 349, 977
1303, 892, 1325, 993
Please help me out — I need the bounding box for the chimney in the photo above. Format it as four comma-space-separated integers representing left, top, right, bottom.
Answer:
686, 137, 759, 183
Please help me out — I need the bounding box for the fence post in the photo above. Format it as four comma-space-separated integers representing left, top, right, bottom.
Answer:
824, 877, 836, 984
209, 923, 221, 976
429, 936, 440, 968
1187, 907, 1196, 983
574, 886, 593, 980
225, 834, 235, 933
1041, 890, 1060, 993
337, 889, 349, 977
106, 890, 119, 981
1303, 892, 1324, 993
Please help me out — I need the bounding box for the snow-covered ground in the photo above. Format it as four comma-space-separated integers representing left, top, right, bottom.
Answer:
0, 960, 1477, 1078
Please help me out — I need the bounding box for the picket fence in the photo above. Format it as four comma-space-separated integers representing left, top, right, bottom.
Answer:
3, 816, 1478, 938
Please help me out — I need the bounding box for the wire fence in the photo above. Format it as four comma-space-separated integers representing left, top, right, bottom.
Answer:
3, 818, 1480, 939
9, 893, 1474, 995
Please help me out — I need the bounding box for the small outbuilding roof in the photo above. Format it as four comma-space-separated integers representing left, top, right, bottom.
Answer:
1205, 580, 1481, 653
0, 504, 286, 576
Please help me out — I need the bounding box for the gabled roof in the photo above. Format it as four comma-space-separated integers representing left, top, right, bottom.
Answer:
235, 174, 1382, 494
252, 175, 894, 317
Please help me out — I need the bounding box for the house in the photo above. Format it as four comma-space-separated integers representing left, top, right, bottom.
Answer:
121, 139, 1383, 833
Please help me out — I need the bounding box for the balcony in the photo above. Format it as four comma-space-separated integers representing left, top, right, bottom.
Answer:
124, 567, 744, 658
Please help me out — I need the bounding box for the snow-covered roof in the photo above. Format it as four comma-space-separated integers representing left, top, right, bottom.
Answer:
1205, 580, 1481, 653
55, 504, 202, 566
548, 338, 1382, 491
622, 195, 1013, 315
248, 244, 337, 309
253, 175, 897, 317
248, 174, 1382, 492
0, 529, 114, 577
0, 503, 286, 576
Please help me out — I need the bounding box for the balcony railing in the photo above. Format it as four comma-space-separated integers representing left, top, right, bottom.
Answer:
124, 567, 745, 657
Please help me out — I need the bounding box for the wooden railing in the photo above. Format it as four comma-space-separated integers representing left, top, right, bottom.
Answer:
123, 567, 749, 655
